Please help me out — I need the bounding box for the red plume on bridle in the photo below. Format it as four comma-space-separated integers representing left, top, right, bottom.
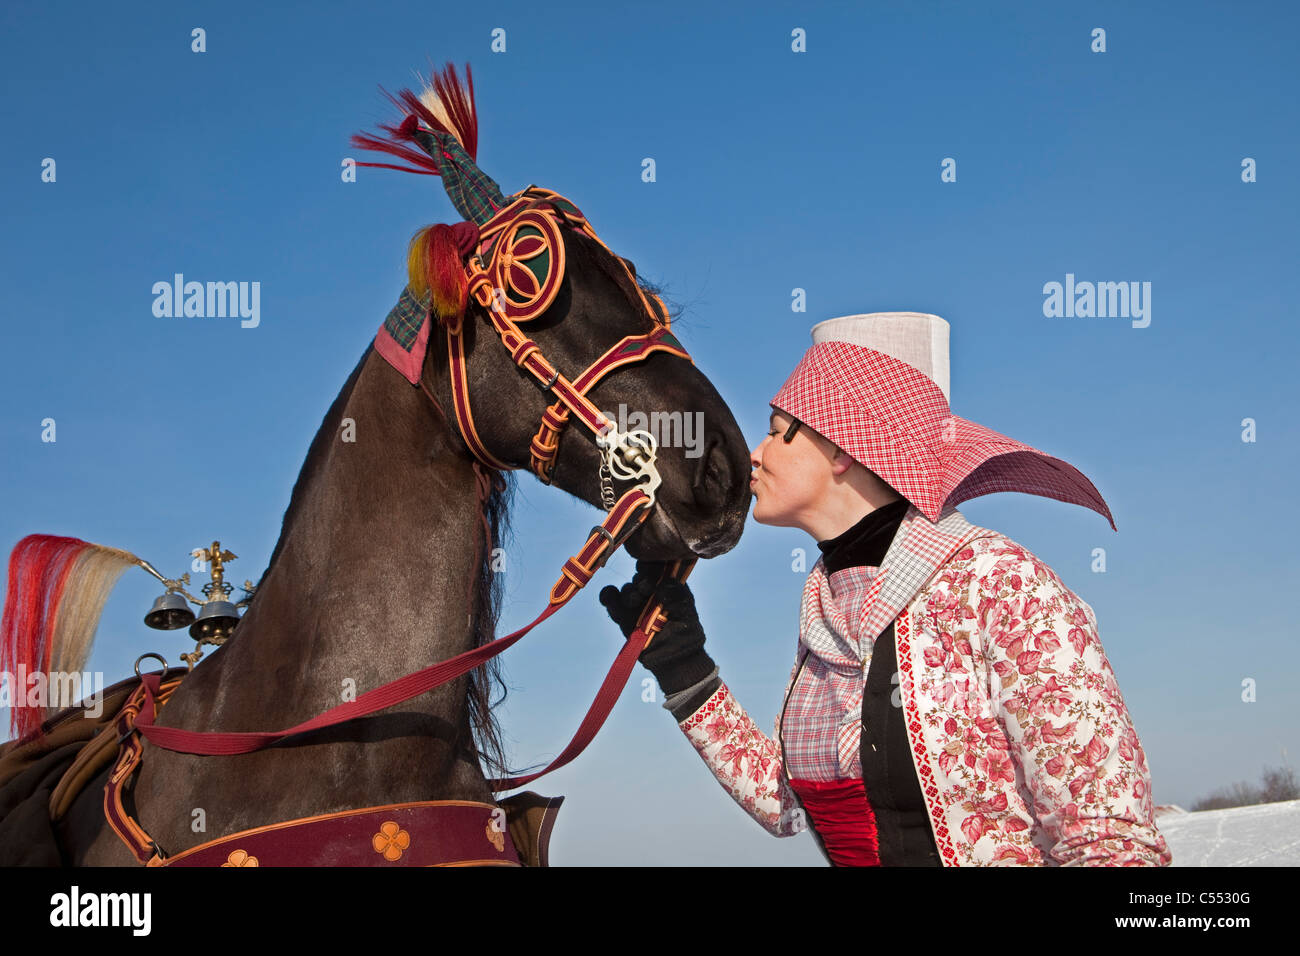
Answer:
350, 61, 507, 226
349, 63, 482, 178
352, 63, 512, 336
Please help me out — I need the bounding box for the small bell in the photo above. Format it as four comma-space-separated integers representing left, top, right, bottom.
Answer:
145, 591, 196, 630
189, 599, 240, 643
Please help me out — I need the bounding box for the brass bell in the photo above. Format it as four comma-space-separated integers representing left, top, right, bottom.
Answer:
144, 591, 196, 630
189, 599, 241, 643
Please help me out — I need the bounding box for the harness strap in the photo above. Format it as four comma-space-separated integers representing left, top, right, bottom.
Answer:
131, 490, 667, 759
446, 324, 514, 471
450, 316, 691, 481
155, 800, 521, 867
529, 403, 571, 480
529, 327, 692, 482
103, 678, 184, 864
107, 551, 689, 863
444, 186, 691, 480
108, 698, 527, 868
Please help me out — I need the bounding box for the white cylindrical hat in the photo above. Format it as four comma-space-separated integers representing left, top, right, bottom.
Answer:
809, 312, 951, 403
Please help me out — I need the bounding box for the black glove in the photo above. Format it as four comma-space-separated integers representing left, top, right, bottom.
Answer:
598, 560, 716, 697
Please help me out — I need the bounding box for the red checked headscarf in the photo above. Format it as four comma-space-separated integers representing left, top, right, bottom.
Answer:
771, 312, 1115, 529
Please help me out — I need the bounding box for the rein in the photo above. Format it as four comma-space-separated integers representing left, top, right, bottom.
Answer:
107, 188, 699, 864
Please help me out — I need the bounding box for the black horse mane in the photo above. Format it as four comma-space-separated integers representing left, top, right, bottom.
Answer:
569, 231, 682, 326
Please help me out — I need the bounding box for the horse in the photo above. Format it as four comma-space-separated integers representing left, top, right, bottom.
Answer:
1, 64, 751, 866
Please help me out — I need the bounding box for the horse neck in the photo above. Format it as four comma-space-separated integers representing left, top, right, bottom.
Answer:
173, 346, 487, 732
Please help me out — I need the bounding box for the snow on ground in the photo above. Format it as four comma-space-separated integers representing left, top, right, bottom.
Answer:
1157, 799, 1300, 866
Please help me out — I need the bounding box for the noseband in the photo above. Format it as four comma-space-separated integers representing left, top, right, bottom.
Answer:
433, 187, 692, 519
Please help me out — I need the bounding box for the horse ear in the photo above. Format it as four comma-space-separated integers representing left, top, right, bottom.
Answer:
407, 223, 475, 328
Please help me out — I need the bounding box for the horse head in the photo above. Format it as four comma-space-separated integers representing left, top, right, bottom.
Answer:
354, 64, 750, 561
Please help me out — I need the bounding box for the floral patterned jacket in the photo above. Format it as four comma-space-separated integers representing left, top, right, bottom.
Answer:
678, 527, 1171, 866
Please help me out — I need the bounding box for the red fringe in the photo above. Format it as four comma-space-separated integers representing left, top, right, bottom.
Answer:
350, 131, 442, 176
350, 62, 481, 176
1, 535, 92, 741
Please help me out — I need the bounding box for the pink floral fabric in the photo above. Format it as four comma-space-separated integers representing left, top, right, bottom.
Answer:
678, 531, 1171, 866
680, 679, 805, 837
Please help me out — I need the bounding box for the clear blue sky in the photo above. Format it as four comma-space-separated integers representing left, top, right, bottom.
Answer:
2, 0, 1297, 865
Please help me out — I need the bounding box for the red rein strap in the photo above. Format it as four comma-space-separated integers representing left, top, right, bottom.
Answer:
133, 488, 694, 791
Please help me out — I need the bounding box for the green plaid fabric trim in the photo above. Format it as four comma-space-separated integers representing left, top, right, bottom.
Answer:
412, 129, 508, 226
383, 285, 430, 351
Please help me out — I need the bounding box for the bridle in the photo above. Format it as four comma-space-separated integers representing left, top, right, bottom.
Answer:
435, 186, 693, 527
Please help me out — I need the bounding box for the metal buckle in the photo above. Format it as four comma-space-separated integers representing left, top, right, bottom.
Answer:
589, 524, 617, 570
534, 369, 560, 393
589, 496, 653, 570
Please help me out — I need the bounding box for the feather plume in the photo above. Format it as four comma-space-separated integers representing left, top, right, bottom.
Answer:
351, 62, 481, 174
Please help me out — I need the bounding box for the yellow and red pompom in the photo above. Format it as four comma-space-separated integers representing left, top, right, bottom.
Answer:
407, 224, 469, 326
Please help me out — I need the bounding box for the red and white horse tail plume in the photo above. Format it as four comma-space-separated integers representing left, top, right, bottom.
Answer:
1, 534, 141, 742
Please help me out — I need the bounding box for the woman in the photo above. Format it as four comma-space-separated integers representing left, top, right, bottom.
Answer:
600, 311, 1170, 866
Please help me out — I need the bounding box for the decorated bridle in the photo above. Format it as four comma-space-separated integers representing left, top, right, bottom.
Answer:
440, 185, 692, 513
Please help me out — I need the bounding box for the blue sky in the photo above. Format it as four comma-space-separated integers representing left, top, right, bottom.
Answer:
2, 0, 1297, 865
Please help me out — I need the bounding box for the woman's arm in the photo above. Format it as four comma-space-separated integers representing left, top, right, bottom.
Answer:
601, 563, 805, 838
972, 543, 1172, 866
676, 677, 805, 837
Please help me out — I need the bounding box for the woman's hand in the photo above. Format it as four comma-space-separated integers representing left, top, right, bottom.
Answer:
599, 560, 714, 696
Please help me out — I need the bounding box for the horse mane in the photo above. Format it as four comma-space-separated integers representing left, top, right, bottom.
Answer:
567, 229, 682, 325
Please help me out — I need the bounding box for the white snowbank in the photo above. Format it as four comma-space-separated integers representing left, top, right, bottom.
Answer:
1158, 798, 1300, 866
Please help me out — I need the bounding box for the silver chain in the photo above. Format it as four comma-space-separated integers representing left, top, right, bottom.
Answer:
596, 427, 661, 512
598, 457, 617, 510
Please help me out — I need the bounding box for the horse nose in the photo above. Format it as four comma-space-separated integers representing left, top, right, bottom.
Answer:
692, 432, 733, 510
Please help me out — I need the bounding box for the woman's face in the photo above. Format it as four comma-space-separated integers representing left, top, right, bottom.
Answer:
748, 409, 834, 530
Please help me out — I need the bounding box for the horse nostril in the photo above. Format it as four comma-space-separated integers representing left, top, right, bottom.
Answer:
693, 434, 731, 508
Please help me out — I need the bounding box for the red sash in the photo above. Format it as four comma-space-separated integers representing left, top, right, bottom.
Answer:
788, 777, 881, 866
